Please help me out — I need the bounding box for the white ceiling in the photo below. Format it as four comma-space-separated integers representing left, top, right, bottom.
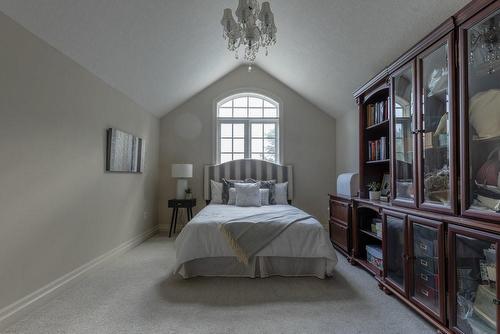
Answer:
0, 0, 469, 118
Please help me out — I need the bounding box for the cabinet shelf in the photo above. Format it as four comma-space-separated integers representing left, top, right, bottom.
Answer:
356, 258, 382, 277
360, 229, 382, 241
366, 159, 390, 165
366, 119, 389, 130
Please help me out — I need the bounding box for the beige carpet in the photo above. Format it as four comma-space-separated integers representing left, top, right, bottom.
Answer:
3, 234, 434, 334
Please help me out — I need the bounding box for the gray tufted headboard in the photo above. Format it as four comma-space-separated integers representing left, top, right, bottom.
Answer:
204, 159, 293, 202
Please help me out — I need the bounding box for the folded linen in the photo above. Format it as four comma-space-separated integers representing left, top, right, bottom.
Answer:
219, 208, 312, 264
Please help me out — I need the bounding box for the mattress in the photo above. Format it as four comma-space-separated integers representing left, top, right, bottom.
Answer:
173, 204, 338, 278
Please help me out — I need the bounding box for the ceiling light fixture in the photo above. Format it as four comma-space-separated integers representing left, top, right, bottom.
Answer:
220, 0, 277, 70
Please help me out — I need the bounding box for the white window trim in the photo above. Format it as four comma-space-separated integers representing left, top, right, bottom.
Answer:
213, 89, 284, 164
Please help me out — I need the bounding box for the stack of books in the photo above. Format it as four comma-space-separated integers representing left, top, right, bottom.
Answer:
367, 137, 388, 161
366, 100, 388, 127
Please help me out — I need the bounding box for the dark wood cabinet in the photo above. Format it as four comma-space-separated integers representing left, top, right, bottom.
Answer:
383, 210, 409, 296
347, 1, 500, 332
448, 224, 499, 334
381, 210, 447, 324
328, 194, 353, 256
408, 216, 446, 324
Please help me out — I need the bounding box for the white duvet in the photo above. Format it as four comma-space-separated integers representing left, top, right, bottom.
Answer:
173, 204, 338, 275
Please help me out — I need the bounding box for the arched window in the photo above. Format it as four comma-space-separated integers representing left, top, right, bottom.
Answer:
216, 93, 280, 164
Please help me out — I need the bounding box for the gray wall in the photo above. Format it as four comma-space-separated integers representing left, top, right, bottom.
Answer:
159, 66, 336, 227
335, 109, 359, 177
0, 12, 159, 310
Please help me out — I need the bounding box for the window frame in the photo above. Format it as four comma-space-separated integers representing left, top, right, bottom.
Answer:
214, 92, 282, 164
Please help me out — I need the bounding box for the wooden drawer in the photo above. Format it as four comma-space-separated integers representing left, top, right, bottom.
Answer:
330, 199, 350, 223
415, 265, 439, 290
329, 219, 349, 252
415, 280, 439, 310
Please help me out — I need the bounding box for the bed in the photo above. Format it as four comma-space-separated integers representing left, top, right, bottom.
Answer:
173, 159, 337, 279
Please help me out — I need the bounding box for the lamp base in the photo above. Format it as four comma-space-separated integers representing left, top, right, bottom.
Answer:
176, 179, 188, 199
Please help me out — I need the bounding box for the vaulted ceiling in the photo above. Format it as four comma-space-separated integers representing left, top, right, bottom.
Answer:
0, 0, 469, 118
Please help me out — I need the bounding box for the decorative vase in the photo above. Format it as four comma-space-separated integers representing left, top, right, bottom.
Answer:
185, 193, 192, 199
369, 191, 381, 201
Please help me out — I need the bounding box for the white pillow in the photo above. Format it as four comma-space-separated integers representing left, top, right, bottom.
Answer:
235, 182, 261, 207
274, 182, 288, 205
210, 180, 224, 204
227, 188, 236, 205
260, 189, 269, 206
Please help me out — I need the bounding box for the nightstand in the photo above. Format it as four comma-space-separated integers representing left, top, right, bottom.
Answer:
168, 199, 196, 237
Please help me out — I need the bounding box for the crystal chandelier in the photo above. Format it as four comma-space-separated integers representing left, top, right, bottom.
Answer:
469, 17, 500, 74
220, 0, 277, 66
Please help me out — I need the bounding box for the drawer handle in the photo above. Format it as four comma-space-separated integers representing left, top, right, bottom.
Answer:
420, 273, 429, 281
420, 259, 428, 267
421, 288, 429, 297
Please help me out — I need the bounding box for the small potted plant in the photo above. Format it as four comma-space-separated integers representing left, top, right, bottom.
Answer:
185, 187, 192, 199
367, 182, 381, 200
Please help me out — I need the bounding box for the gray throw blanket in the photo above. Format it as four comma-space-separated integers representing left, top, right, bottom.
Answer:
219, 207, 312, 265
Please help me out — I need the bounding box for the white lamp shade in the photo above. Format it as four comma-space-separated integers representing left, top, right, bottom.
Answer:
171, 164, 193, 178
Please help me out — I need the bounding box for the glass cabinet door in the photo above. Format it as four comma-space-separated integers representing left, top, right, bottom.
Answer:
418, 36, 454, 211
449, 225, 498, 334
409, 217, 445, 322
392, 63, 416, 205
383, 211, 408, 295
461, 7, 500, 219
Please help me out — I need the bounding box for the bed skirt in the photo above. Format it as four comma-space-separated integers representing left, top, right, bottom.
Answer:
176, 256, 334, 279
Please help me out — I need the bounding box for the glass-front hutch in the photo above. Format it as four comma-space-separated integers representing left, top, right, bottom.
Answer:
417, 33, 456, 214
391, 63, 417, 207
460, 5, 500, 221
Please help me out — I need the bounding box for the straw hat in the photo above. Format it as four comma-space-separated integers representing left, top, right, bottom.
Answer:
469, 89, 500, 140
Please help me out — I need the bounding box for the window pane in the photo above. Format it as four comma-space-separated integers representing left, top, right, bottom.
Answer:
264, 154, 276, 162
263, 100, 274, 108
218, 108, 232, 118
233, 97, 247, 108
221, 154, 232, 163
249, 108, 263, 118
233, 108, 247, 118
263, 108, 277, 118
264, 139, 275, 153
220, 100, 232, 108
221, 138, 232, 152
252, 139, 263, 153
252, 153, 263, 160
264, 124, 276, 137
233, 153, 244, 160
233, 138, 245, 152
251, 123, 263, 137
220, 124, 232, 137
249, 97, 263, 108
233, 124, 244, 137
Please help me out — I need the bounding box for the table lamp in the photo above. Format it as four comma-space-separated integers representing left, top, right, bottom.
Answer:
171, 164, 193, 199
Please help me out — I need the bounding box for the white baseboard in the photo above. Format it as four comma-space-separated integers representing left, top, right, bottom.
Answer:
158, 224, 170, 232
0, 226, 158, 331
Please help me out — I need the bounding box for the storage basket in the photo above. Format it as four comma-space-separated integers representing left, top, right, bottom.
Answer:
366, 245, 383, 270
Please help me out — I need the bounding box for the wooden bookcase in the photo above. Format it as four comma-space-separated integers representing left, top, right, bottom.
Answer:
357, 82, 391, 199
